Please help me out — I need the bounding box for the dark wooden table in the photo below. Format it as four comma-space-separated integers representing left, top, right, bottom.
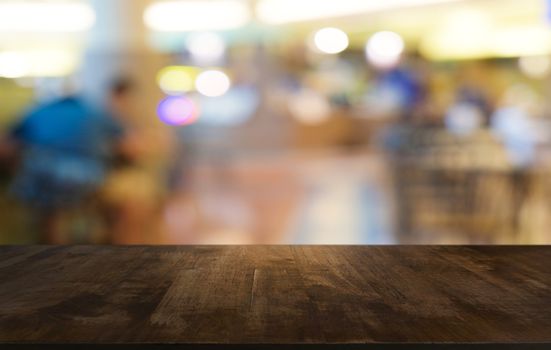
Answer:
0, 246, 550, 349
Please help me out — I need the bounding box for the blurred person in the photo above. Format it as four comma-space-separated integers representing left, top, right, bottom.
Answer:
444, 102, 484, 136
4, 80, 125, 243
491, 84, 543, 168
491, 84, 545, 234
444, 88, 486, 136
100, 79, 169, 244
364, 66, 423, 120
456, 85, 492, 123
375, 59, 429, 152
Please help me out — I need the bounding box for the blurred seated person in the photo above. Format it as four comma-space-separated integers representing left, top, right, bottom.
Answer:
5, 80, 127, 244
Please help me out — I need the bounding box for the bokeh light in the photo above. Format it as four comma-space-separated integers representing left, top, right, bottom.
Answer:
518, 55, 551, 79
313, 27, 349, 54
256, 0, 453, 24
0, 1, 95, 33
419, 10, 491, 61
144, 0, 251, 32
187, 32, 226, 65
366, 31, 404, 69
157, 66, 198, 95
157, 96, 199, 126
0, 52, 30, 78
195, 70, 231, 97
288, 89, 331, 125
0, 50, 80, 78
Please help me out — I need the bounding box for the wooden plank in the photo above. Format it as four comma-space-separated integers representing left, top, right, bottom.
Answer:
0, 246, 549, 349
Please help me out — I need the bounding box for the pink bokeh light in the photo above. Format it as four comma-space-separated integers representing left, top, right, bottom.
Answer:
157, 95, 199, 126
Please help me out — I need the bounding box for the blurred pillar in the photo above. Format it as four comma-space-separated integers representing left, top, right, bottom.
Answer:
82, 0, 158, 106
87, 0, 149, 51
81, 0, 174, 243
81, 0, 172, 151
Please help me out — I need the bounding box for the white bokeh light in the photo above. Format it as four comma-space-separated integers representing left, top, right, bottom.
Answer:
313, 27, 349, 54
0, 52, 30, 78
518, 56, 551, 79
366, 31, 405, 69
0, 50, 83, 78
144, 0, 250, 32
195, 70, 231, 97
187, 32, 226, 65
0, 1, 95, 33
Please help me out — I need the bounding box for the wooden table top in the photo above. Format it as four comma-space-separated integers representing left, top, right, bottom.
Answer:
0, 245, 550, 349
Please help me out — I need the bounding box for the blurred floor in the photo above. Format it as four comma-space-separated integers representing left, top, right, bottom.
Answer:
289, 152, 394, 244
3, 148, 551, 245
162, 149, 394, 244
0, 151, 496, 246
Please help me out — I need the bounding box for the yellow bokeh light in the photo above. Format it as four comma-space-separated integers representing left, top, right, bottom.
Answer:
492, 26, 551, 57
156, 66, 200, 95
419, 9, 551, 60
420, 10, 493, 60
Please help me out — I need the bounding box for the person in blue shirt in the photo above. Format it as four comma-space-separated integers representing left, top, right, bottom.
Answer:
6, 81, 127, 243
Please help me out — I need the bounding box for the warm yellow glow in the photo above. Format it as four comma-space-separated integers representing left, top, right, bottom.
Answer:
422, 25, 551, 60
0, 1, 95, 33
157, 66, 200, 95
313, 28, 349, 54
195, 70, 231, 97
0, 50, 77, 78
420, 10, 492, 60
493, 27, 551, 57
32, 50, 78, 76
256, 0, 458, 24
144, 0, 251, 32
420, 8, 551, 60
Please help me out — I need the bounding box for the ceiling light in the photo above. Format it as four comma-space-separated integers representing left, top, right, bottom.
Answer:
313, 28, 349, 54
144, 0, 250, 32
257, 0, 458, 24
0, 1, 95, 33
366, 31, 405, 69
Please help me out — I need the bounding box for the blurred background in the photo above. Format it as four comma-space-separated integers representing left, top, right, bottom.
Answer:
1, 0, 551, 245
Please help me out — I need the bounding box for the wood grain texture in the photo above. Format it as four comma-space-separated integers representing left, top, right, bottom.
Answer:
0, 246, 550, 348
